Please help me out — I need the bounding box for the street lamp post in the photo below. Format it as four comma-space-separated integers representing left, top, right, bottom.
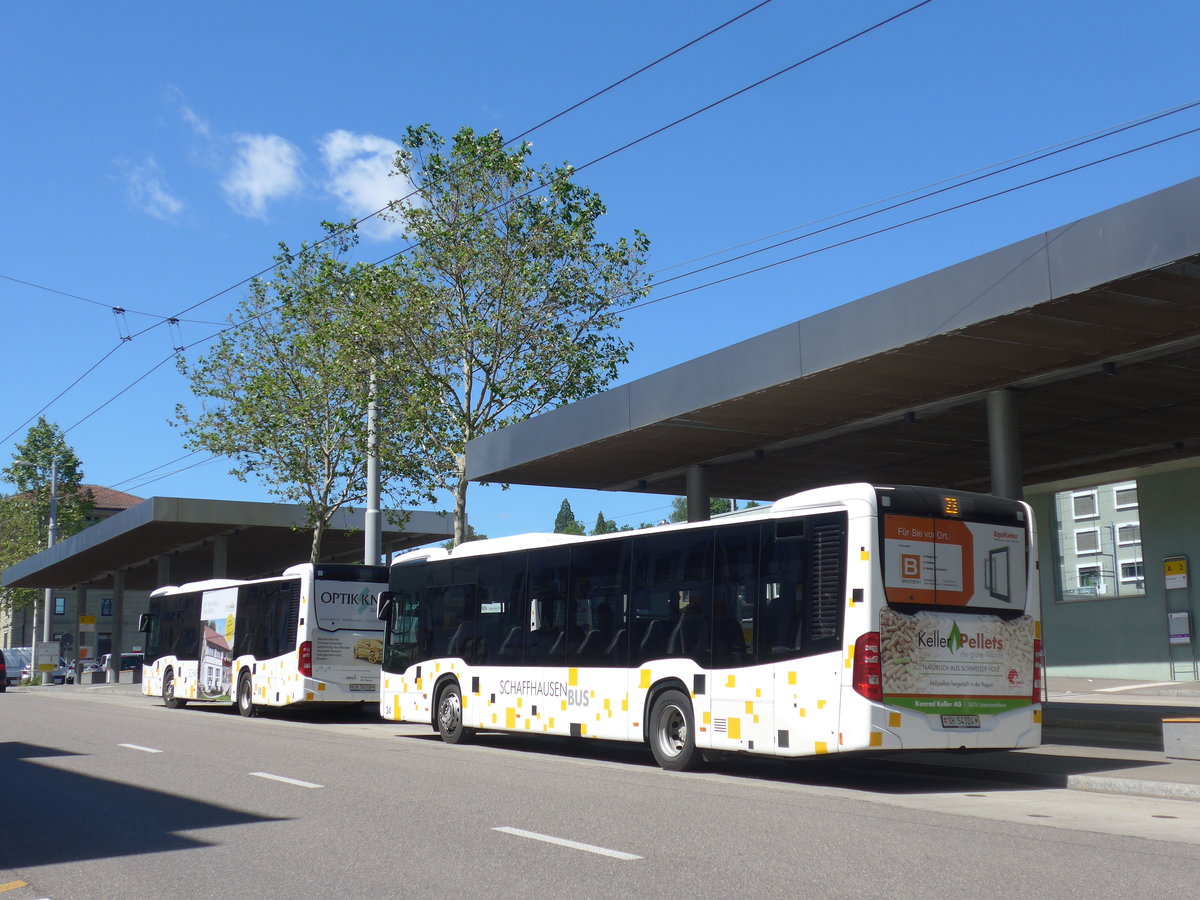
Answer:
42, 458, 58, 643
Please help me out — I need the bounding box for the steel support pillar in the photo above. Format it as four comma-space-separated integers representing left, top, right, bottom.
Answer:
987, 389, 1024, 500
686, 466, 711, 523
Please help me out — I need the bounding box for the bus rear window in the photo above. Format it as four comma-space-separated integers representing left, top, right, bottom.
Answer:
882, 513, 1027, 611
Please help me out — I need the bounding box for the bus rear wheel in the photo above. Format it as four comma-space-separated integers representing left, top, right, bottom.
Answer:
649, 689, 697, 771
163, 669, 186, 710
236, 672, 256, 718
437, 682, 473, 745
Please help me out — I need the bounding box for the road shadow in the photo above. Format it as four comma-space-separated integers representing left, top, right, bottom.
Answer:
391, 729, 1166, 795
0, 741, 285, 869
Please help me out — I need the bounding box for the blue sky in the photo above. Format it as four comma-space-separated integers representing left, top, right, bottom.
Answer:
4, 1, 1200, 542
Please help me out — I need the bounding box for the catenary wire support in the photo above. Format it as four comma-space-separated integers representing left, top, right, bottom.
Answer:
167, 318, 185, 353
112, 307, 132, 342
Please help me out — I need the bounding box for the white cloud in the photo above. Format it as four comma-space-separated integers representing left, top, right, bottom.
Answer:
121, 157, 184, 220
221, 134, 304, 219
319, 129, 411, 240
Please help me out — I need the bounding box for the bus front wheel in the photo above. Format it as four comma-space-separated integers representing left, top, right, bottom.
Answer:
649, 689, 697, 771
163, 669, 186, 710
236, 672, 256, 718
437, 682, 473, 745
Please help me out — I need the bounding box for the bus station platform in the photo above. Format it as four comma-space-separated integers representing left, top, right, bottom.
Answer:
873, 676, 1200, 802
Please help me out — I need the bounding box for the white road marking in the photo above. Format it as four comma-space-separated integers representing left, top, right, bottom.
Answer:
492, 826, 642, 860
1095, 681, 1181, 693
118, 743, 163, 753
249, 771, 323, 789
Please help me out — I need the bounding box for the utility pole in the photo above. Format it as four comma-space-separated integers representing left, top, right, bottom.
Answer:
43, 458, 57, 643
364, 364, 382, 566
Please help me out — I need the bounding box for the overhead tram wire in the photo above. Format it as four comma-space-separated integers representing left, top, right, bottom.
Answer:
369, 0, 939, 270
1, 0, 781, 447
35, 2, 928, 445
125, 0, 780, 342
626, 119, 1200, 314
107, 450, 208, 490
652, 95, 1200, 277
644, 96, 1200, 293
122, 454, 222, 494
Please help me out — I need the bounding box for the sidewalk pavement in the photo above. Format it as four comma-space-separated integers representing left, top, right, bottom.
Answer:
24, 675, 1200, 801
875, 676, 1200, 802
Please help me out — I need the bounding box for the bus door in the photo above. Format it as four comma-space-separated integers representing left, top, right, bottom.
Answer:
707, 524, 775, 753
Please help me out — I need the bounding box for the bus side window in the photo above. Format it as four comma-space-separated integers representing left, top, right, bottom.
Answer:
761, 533, 805, 661
475, 553, 526, 666
633, 529, 714, 667
714, 523, 758, 667
526, 546, 569, 667
567, 539, 630, 668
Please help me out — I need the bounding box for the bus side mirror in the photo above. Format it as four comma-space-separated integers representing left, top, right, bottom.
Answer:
377, 592, 396, 621
137, 613, 155, 634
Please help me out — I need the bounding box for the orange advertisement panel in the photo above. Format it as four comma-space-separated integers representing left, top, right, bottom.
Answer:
884, 515, 1027, 609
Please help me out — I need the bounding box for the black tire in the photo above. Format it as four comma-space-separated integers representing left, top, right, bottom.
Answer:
163, 669, 186, 709
649, 689, 698, 771
236, 672, 256, 718
436, 681, 473, 745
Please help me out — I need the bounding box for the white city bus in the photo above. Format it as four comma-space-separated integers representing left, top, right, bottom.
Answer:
141, 563, 388, 716
378, 483, 1042, 769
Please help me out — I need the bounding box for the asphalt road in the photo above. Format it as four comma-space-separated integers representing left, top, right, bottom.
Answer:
3, 688, 1200, 899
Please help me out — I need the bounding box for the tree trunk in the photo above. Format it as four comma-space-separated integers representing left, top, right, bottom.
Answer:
310, 517, 326, 565
453, 458, 469, 547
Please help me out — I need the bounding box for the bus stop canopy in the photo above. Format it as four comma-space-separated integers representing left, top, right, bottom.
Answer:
466, 176, 1200, 501
2, 496, 453, 591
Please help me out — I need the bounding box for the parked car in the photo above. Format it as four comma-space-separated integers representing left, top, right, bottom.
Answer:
0, 648, 7, 692
4, 647, 31, 686
88, 653, 144, 676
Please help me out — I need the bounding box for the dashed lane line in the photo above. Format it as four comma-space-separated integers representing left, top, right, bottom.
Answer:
493, 826, 642, 860
249, 771, 323, 789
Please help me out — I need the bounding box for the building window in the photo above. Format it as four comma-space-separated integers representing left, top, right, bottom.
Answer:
1117, 523, 1141, 546
54, 597, 66, 616
1121, 561, 1145, 583
1072, 491, 1098, 520
1076, 565, 1103, 595
1113, 483, 1139, 509
1075, 529, 1100, 554
101, 598, 112, 617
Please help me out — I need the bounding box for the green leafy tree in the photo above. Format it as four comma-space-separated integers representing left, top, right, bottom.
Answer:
379, 125, 651, 545
669, 496, 733, 523
590, 512, 618, 535
176, 225, 430, 563
0, 418, 94, 617
553, 499, 585, 535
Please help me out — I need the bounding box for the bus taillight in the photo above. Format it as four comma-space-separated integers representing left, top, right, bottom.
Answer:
1032, 638, 1043, 705
852, 632, 882, 702
299, 641, 313, 678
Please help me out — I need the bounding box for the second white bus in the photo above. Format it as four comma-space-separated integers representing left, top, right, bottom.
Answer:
141, 563, 389, 715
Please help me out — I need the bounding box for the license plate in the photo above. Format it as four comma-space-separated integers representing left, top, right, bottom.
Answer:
348, 683, 374, 692
941, 715, 980, 729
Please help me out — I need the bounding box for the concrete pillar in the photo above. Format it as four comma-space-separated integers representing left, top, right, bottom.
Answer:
157, 555, 170, 588
75, 586, 88, 683
987, 389, 1024, 500
108, 572, 124, 683
686, 466, 711, 523
212, 535, 228, 579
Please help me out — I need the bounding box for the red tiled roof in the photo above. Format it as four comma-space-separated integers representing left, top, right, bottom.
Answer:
81, 485, 143, 512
